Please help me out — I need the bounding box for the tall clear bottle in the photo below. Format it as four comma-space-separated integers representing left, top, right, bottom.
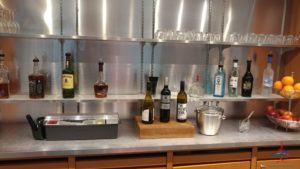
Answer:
142, 82, 154, 124
176, 81, 187, 122
228, 59, 239, 97
189, 74, 203, 100
94, 58, 108, 98
160, 77, 171, 122
28, 57, 45, 98
241, 59, 254, 97
0, 51, 9, 98
262, 53, 274, 96
62, 52, 75, 98
213, 65, 225, 97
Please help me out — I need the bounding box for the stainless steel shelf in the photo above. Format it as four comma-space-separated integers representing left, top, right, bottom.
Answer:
0, 33, 299, 48
0, 94, 285, 102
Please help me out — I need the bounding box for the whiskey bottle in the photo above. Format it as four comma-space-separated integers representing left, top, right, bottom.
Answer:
94, 58, 108, 98
142, 82, 154, 124
28, 57, 45, 98
0, 51, 9, 98
62, 53, 75, 98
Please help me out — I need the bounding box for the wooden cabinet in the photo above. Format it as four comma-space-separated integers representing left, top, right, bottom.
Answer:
256, 159, 300, 169
173, 161, 250, 169
0, 159, 68, 169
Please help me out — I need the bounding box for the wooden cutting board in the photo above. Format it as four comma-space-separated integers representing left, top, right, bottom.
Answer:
135, 116, 195, 139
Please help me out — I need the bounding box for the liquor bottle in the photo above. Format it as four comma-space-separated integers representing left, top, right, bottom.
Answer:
142, 82, 154, 124
213, 65, 225, 97
228, 59, 239, 97
176, 81, 187, 122
94, 58, 108, 98
251, 53, 259, 94
262, 53, 274, 96
189, 74, 203, 100
28, 57, 45, 98
160, 77, 171, 122
62, 52, 75, 98
241, 59, 254, 97
0, 52, 9, 98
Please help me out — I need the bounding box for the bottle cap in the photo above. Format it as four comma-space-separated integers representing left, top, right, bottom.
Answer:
218, 64, 223, 68
267, 53, 273, 63
99, 58, 104, 65
233, 59, 238, 63
0, 50, 4, 57
33, 56, 39, 62
65, 52, 72, 61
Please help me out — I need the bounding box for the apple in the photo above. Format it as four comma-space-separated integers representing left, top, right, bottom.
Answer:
267, 106, 275, 114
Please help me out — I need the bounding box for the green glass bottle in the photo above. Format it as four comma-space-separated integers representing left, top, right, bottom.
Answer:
62, 53, 75, 98
142, 82, 154, 124
176, 81, 188, 122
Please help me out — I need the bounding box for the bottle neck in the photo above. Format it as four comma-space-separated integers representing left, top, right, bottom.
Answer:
98, 64, 104, 81
65, 60, 70, 68
164, 78, 169, 88
246, 61, 251, 72
33, 62, 39, 74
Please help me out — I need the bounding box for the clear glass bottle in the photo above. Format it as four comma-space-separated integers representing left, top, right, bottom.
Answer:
28, 57, 44, 98
189, 74, 203, 100
213, 65, 226, 97
262, 53, 274, 96
94, 58, 108, 98
176, 81, 188, 122
251, 53, 259, 94
160, 77, 171, 122
142, 82, 154, 124
241, 59, 254, 97
228, 59, 239, 97
62, 53, 75, 98
0, 51, 9, 98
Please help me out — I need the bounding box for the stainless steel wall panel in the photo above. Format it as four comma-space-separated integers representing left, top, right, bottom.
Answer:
77, 41, 141, 95
154, 0, 209, 33
78, 0, 142, 38
62, 0, 77, 35
0, 0, 61, 35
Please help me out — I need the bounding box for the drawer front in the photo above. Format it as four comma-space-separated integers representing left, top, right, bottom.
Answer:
257, 159, 300, 169
173, 161, 250, 169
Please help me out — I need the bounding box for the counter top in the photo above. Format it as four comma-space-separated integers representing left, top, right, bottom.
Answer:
0, 119, 300, 160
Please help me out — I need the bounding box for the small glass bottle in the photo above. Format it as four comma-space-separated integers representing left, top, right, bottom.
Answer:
142, 82, 154, 124
0, 52, 9, 98
28, 57, 44, 98
241, 59, 254, 97
62, 53, 75, 98
213, 65, 226, 97
262, 53, 274, 96
176, 81, 188, 122
189, 74, 203, 100
228, 59, 239, 97
94, 58, 108, 98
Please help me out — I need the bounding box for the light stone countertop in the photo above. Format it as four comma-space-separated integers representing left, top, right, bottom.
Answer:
0, 119, 300, 160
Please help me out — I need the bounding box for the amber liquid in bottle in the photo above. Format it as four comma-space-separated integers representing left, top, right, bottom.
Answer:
29, 57, 45, 98
0, 52, 9, 98
94, 59, 108, 98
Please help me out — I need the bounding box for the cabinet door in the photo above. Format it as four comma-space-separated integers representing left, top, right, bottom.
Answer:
257, 159, 300, 169
173, 161, 250, 169
0, 160, 68, 169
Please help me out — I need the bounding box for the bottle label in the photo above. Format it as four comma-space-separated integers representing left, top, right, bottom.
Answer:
36, 80, 44, 95
142, 108, 154, 122
229, 76, 238, 88
29, 79, 44, 97
63, 74, 74, 89
243, 81, 252, 90
29, 80, 35, 95
263, 78, 273, 88
161, 95, 170, 110
177, 103, 187, 120
214, 75, 223, 95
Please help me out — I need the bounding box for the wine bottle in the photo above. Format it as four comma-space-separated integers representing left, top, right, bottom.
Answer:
176, 81, 187, 122
142, 82, 154, 124
28, 57, 45, 98
213, 65, 225, 97
160, 77, 171, 122
241, 59, 254, 97
62, 52, 75, 98
262, 53, 274, 96
228, 59, 239, 97
0, 51, 9, 99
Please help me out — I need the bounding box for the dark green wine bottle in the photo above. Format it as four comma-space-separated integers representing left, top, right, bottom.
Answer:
62, 53, 75, 98
176, 81, 187, 122
142, 82, 154, 124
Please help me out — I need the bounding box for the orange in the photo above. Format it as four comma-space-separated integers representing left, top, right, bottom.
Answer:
294, 83, 300, 91
281, 76, 294, 86
281, 85, 294, 97
273, 81, 283, 90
